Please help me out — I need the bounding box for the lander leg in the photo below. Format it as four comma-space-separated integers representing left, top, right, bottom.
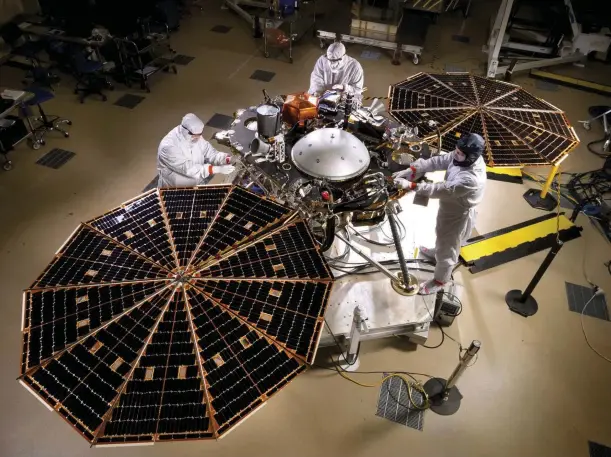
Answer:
339, 304, 369, 371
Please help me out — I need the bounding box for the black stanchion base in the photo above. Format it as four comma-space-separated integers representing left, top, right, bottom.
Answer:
505, 289, 538, 317
523, 188, 557, 211
423, 378, 463, 416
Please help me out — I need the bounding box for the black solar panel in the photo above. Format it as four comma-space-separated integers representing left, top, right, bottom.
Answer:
428, 73, 478, 104
31, 225, 169, 288
470, 75, 518, 105
88, 192, 177, 269
197, 221, 333, 280
21, 286, 174, 441
388, 72, 580, 166
100, 291, 213, 442
20, 185, 332, 444
186, 287, 306, 435
160, 186, 230, 267
21, 281, 168, 374
191, 187, 293, 268
195, 279, 332, 363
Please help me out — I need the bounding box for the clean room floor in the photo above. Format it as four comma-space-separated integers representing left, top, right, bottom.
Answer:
1, 1, 610, 456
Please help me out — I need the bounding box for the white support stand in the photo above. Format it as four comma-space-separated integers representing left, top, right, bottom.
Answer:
484, 0, 607, 79
485, 0, 513, 78
339, 304, 369, 372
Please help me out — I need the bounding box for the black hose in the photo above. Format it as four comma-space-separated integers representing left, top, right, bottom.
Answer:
320, 216, 336, 252
332, 194, 378, 212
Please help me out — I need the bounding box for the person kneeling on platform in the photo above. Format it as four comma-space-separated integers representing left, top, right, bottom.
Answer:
157, 113, 236, 188
393, 133, 487, 295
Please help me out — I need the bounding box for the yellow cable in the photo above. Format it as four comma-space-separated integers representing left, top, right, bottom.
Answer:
334, 365, 430, 410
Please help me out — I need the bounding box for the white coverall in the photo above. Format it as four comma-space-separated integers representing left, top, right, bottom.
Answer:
157, 120, 229, 188
308, 54, 364, 97
411, 153, 487, 282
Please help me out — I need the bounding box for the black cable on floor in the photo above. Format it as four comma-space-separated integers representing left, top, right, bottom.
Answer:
587, 138, 611, 159
421, 320, 445, 349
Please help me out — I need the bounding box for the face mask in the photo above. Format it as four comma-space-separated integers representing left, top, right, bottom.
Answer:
454, 148, 466, 162
182, 125, 202, 143
328, 57, 344, 73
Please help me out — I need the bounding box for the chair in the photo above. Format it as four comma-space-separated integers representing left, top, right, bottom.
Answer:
115, 36, 176, 93
70, 47, 113, 103
0, 22, 45, 65
24, 86, 72, 147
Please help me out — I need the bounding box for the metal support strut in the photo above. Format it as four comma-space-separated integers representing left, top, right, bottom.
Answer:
423, 340, 481, 415
386, 202, 418, 295
505, 239, 563, 317
336, 201, 418, 295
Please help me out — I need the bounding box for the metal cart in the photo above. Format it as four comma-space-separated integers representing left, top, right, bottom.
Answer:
115, 32, 177, 92
316, 0, 432, 65
263, 1, 317, 63
0, 89, 37, 171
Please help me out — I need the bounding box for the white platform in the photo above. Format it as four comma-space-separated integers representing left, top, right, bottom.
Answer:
320, 182, 445, 347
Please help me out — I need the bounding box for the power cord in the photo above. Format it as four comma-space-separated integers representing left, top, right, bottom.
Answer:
581, 286, 611, 364
421, 321, 445, 349
321, 320, 432, 410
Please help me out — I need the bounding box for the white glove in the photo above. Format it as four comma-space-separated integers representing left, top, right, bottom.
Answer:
332, 84, 344, 91
394, 178, 416, 191
392, 166, 416, 181
211, 165, 235, 175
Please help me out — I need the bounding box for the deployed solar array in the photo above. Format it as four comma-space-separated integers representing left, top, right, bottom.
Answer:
388, 72, 580, 167
19, 185, 333, 445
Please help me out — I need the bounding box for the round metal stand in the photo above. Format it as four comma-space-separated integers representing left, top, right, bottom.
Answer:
424, 340, 480, 416
391, 272, 419, 296
505, 289, 538, 317
523, 165, 559, 211
339, 355, 360, 372
523, 188, 557, 211
505, 239, 563, 317
423, 378, 463, 415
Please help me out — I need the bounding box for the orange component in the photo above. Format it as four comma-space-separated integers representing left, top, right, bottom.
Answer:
282, 92, 318, 125
320, 190, 330, 201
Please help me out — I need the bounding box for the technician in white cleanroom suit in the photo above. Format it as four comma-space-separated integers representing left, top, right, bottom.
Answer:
393, 133, 487, 295
157, 113, 236, 187
308, 42, 364, 97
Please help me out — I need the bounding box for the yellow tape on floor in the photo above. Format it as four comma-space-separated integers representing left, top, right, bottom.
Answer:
460, 215, 573, 262
486, 166, 523, 177
531, 70, 611, 94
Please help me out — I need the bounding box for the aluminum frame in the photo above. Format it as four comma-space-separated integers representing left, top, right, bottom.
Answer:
484, 0, 590, 78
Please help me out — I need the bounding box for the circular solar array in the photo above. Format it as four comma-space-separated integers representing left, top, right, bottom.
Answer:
388, 72, 580, 166
19, 185, 333, 445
